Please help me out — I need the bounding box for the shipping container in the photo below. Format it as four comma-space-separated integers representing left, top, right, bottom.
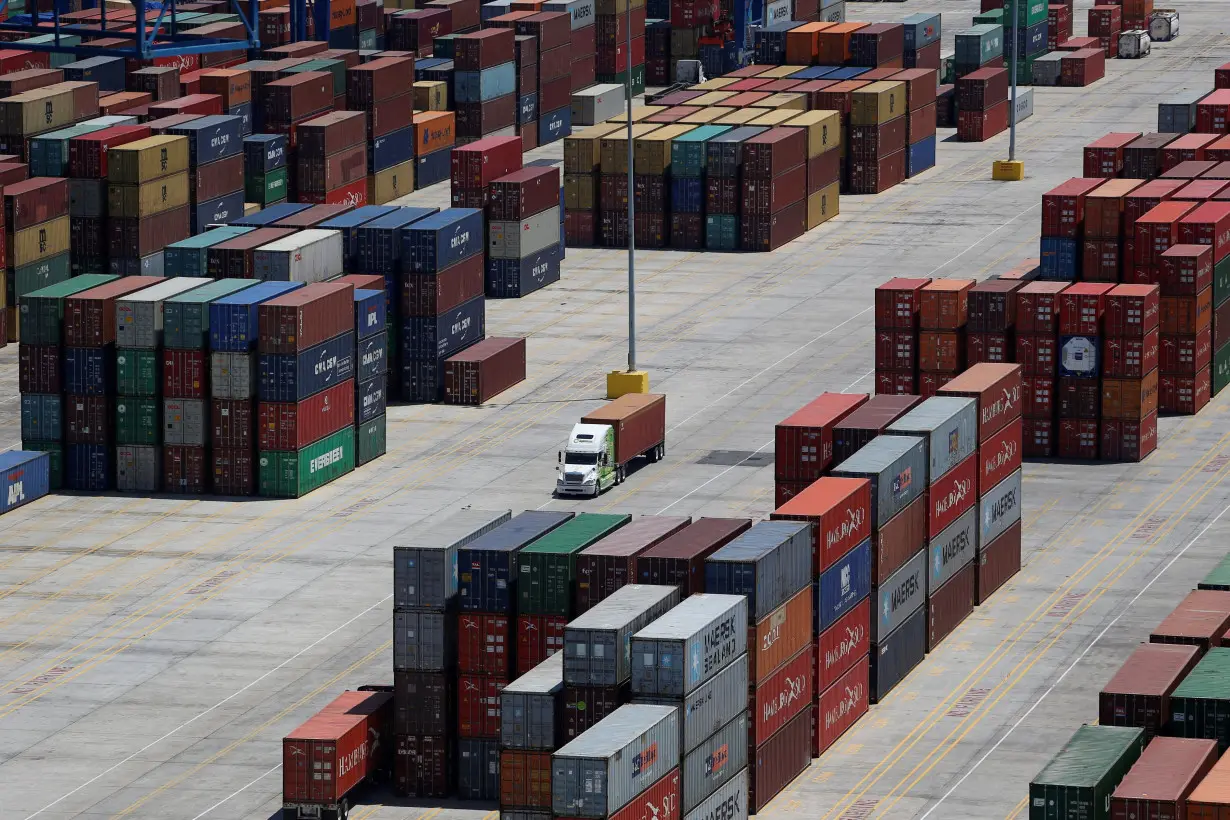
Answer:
832, 395, 924, 463
774, 392, 868, 483
394, 733, 452, 798
1099, 642, 1201, 742
629, 593, 747, 698
575, 517, 691, 613
816, 538, 871, 635
770, 476, 871, 575
283, 690, 392, 810
1151, 591, 1230, 650
683, 769, 746, 820
634, 651, 748, 757
502, 750, 554, 810
705, 521, 811, 624
1029, 725, 1147, 820
637, 519, 752, 597
0, 451, 51, 515
681, 713, 747, 814
503, 651, 564, 750
393, 509, 511, 610
459, 510, 575, 612
830, 433, 927, 529
564, 584, 680, 687
392, 669, 451, 736
818, 597, 870, 693
393, 607, 453, 672
870, 603, 925, 703
458, 671, 509, 738
749, 705, 812, 814
258, 332, 354, 402
257, 426, 354, 498
519, 514, 630, 617
63, 277, 165, 348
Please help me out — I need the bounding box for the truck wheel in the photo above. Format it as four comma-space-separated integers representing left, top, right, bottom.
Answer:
338, 799, 350, 820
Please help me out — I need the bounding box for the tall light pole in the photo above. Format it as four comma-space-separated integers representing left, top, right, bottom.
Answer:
992, 0, 1025, 181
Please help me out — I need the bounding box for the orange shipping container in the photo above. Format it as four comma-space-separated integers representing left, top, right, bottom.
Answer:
816, 22, 870, 65
199, 68, 251, 106
500, 750, 552, 809
1187, 751, 1230, 819
921, 278, 974, 329
920, 330, 963, 372
1101, 370, 1159, 420
330, 0, 355, 28
749, 584, 812, 685
785, 22, 834, 65
414, 110, 455, 156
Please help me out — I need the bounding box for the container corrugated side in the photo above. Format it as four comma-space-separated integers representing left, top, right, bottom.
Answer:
929, 507, 976, 592
874, 548, 926, 644
682, 768, 747, 820
635, 653, 749, 755
884, 396, 978, 482
1098, 643, 1201, 739
552, 704, 680, 818
1110, 736, 1217, 819
831, 434, 928, 528
254, 228, 345, 283
393, 608, 453, 671
980, 468, 1022, 547
393, 508, 513, 609
458, 738, 501, 800
114, 277, 212, 349
519, 513, 631, 617
502, 652, 564, 750
0, 451, 51, 514
681, 712, 749, 814
704, 520, 811, 623
1028, 725, 1146, 820
631, 594, 748, 697
458, 510, 576, 612
563, 584, 681, 687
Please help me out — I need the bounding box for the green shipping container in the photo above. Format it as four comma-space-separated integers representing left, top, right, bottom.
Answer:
941, 51, 957, 85
7, 252, 72, 306
955, 25, 1004, 68
1007, 0, 1048, 28
1169, 648, 1230, 751
1215, 341, 1230, 396
518, 513, 631, 616
1029, 725, 1145, 820
164, 227, 255, 278
246, 168, 289, 207
1215, 255, 1230, 308
598, 65, 647, 98
706, 214, 738, 251
671, 125, 733, 178
357, 414, 387, 466
359, 28, 378, 49
258, 428, 355, 498
164, 278, 261, 349
19, 274, 120, 345
973, 8, 1004, 24
115, 397, 160, 446
115, 350, 160, 397
1011, 54, 1040, 85
1199, 553, 1230, 591
21, 440, 62, 490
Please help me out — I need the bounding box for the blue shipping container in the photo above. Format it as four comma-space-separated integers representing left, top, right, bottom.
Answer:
231, 202, 312, 227
192, 190, 245, 232
538, 106, 571, 144
357, 330, 389, 381
356, 374, 388, 424
705, 520, 812, 622
816, 538, 871, 633
371, 125, 416, 173
355, 289, 387, 340
870, 604, 926, 703
402, 209, 485, 273
789, 65, 839, 79
63, 56, 126, 91
65, 444, 110, 491
400, 295, 485, 360
63, 347, 113, 396
518, 92, 538, 126
824, 66, 871, 81
399, 354, 449, 402
244, 134, 287, 173
358, 207, 440, 276
320, 205, 399, 269
258, 332, 356, 402
209, 280, 306, 351
485, 243, 562, 298
671, 177, 705, 213
455, 62, 517, 103
416, 147, 451, 189
168, 115, 244, 164
457, 510, 576, 611
0, 451, 51, 515
228, 101, 254, 137
1004, 20, 1048, 58
906, 135, 936, 178
414, 57, 451, 78
1040, 236, 1079, 280
21, 394, 62, 441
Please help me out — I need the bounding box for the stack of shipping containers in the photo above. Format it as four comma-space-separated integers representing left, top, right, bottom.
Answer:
1004, 0, 1048, 84
106, 134, 191, 274
486, 165, 562, 297
69, 125, 149, 276
594, 0, 645, 97
501, 652, 565, 820
903, 12, 942, 69
1089, 3, 1122, 58
393, 509, 513, 798
849, 81, 906, 194
875, 277, 928, 396
956, 66, 1008, 143
1017, 281, 1065, 456
169, 115, 245, 231
630, 594, 749, 816
7, 177, 70, 338
297, 111, 370, 208
773, 391, 867, 506
705, 126, 763, 251
1101, 284, 1160, 461
243, 133, 289, 208
1055, 282, 1111, 458
705, 520, 813, 813
1174, 202, 1230, 404
898, 68, 937, 178
919, 278, 974, 395
455, 28, 519, 146
966, 277, 1021, 368
335, 275, 389, 465
636, 518, 753, 595
668, 124, 726, 250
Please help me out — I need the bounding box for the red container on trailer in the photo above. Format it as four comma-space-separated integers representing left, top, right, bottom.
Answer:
1160, 244, 1214, 297
163, 348, 206, 399
750, 644, 814, 747
500, 750, 552, 809
814, 654, 869, 757
749, 585, 812, 686
636, 517, 752, 597
938, 363, 1023, 443
163, 445, 207, 494
258, 380, 355, 450
1084, 132, 1142, 178
1178, 201, 1230, 262
458, 612, 511, 676
1098, 642, 1201, 738
458, 673, 507, 739
1017, 282, 1068, 334
1042, 177, 1106, 239
517, 614, 566, 674
774, 392, 868, 482
1159, 368, 1212, 415
817, 598, 870, 692
283, 690, 392, 808
1058, 282, 1114, 335
1104, 328, 1160, 379
771, 476, 872, 574
875, 276, 931, 328
64, 276, 164, 347
976, 520, 1021, 603
928, 453, 976, 538
1150, 589, 1230, 650
750, 706, 813, 814
1104, 284, 1160, 337
257, 283, 354, 355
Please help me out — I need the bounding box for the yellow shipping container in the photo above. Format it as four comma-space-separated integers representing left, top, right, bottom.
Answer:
414, 80, 448, 111
851, 81, 907, 126
714, 108, 762, 125
601, 123, 660, 175
107, 172, 189, 219
807, 182, 839, 230
692, 78, 738, 90
564, 173, 598, 211
9, 215, 69, 268
0, 271, 7, 309
2, 87, 75, 136
757, 65, 808, 78
679, 107, 729, 124
369, 160, 414, 204
633, 124, 694, 175
609, 106, 662, 124
786, 109, 841, 157
244, 201, 262, 216
107, 135, 190, 184
752, 93, 807, 110
565, 123, 625, 173
690, 91, 735, 107
750, 110, 799, 126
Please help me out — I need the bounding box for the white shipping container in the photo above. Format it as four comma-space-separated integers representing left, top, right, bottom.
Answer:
210, 351, 256, 399
1010, 88, 1034, 125
394, 509, 512, 610
1149, 10, 1178, 40
1119, 30, 1151, 58
115, 445, 161, 492
253, 228, 344, 283
543, 0, 595, 29
552, 704, 680, 818
489, 206, 561, 259
163, 398, 206, 446
821, 1, 845, 21
635, 652, 749, 753
115, 277, 211, 349
682, 768, 747, 820
631, 594, 748, 697
929, 507, 976, 593
502, 653, 565, 750
572, 84, 625, 126
565, 585, 682, 687
682, 712, 748, 815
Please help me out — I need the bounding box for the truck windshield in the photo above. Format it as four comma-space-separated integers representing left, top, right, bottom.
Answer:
565, 452, 599, 466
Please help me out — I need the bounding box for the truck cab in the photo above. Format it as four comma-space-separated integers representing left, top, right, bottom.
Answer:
557, 424, 617, 497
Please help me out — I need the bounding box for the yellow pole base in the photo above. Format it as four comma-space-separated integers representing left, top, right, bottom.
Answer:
993, 160, 1025, 181
607, 370, 650, 398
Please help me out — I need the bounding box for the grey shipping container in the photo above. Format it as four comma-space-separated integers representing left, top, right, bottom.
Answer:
885, 396, 977, 483
502, 652, 564, 750
552, 704, 681, 818
929, 507, 976, 592
831, 434, 928, 528
115, 278, 212, 349
1028, 725, 1146, 820
636, 652, 749, 755
874, 548, 926, 644
1158, 90, 1208, 134
871, 604, 926, 703
458, 738, 501, 800
682, 712, 749, 814
393, 608, 453, 671
683, 768, 747, 820
564, 584, 682, 687
980, 469, 1022, 547
704, 521, 811, 623
210, 351, 257, 400
115, 445, 160, 492
163, 399, 206, 447
393, 508, 513, 609
254, 228, 344, 282
1031, 53, 1065, 87
489, 206, 561, 259
572, 84, 624, 126
631, 594, 748, 697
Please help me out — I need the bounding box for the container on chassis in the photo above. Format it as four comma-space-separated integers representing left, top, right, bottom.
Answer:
1099, 642, 1201, 739
1028, 725, 1146, 820
563, 584, 681, 687
502, 652, 564, 751
575, 516, 691, 614
636, 518, 752, 597
580, 392, 667, 469
392, 508, 512, 610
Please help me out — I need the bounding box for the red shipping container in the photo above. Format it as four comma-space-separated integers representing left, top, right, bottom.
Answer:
163, 348, 206, 399
938, 363, 1024, 443
928, 452, 976, 538
516, 11, 571, 50
595, 768, 680, 820
1058, 418, 1099, 458
874, 276, 931, 328
1151, 589, 1230, 648
1081, 239, 1122, 283
1159, 244, 1213, 297
1161, 327, 1212, 376
258, 380, 355, 450
146, 92, 224, 118
1102, 370, 1159, 420
443, 336, 527, 406
517, 614, 566, 674
1084, 132, 1141, 178
849, 118, 907, 162
394, 733, 451, 798
957, 101, 1007, 142
743, 128, 807, 181
212, 398, 253, 449
1105, 284, 1160, 337
872, 493, 926, 583
1161, 289, 1213, 335
919, 370, 958, 397
1111, 737, 1218, 819
211, 447, 254, 495
1083, 178, 1144, 240
1173, 178, 1230, 201
489, 166, 560, 221
637, 518, 752, 596
18, 345, 59, 394
1062, 48, 1105, 87
751, 643, 814, 747
741, 169, 806, 217
1098, 642, 1201, 738
891, 68, 938, 111
1104, 329, 1160, 379
1017, 333, 1058, 377
1017, 282, 1069, 334
64, 395, 111, 445
848, 150, 906, 194
1160, 368, 1212, 414
64, 277, 164, 347
1087, 4, 1121, 35
1196, 89, 1230, 134
1100, 412, 1158, 462
454, 28, 515, 71
875, 329, 915, 373
1058, 282, 1114, 335
816, 598, 870, 693
451, 135, 522, 190
574, 517, 689, 613
920, 279, 974, 330
4, 178, 68, 231
459, 612, 511, 676
1219, 61, 1230, 90
749, 585, 812, 686
258, 282, 354, 355
1162, 138, 1220, 172
814, 654, 869, 757
956, 66, 1008, 110
750, 706, 813, 814
1178, 200, 1230, 263
1058, 377, 1100, 419
928, 561, 975, 651
774, 392, 868, 482
980, 416, 1023, 496
875, 369, 917, 397
977, 520, 1021, 603
458, 673, 507, 738
402, 255, 484, 317
1023, 417, 1055, 458
1124, 178, 1185, 229
771, 476, 872, 574
283, 690, 392, 806
162, 445, 207, 494
920, 330, 963, 371
500, 750, 552, 809
1042, 177, 1106, 239
967, 279, 1022, 333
